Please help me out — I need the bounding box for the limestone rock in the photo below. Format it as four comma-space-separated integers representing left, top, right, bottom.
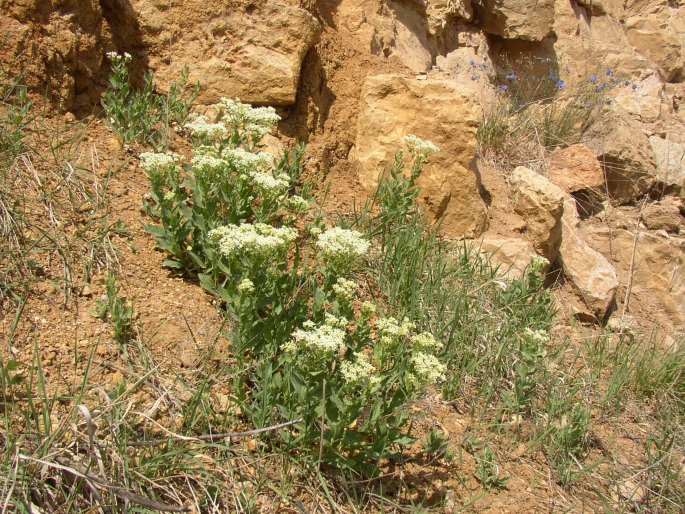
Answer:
641, 199, 683, 233
612, 74, 665, 126
584, 227, 685, 332
649, 136, 685, 197
584, 109, 656, 204
426, 0, 474, 29
354, 74, 488, 238
480, 0, 555, 41
477, 237, 549, 278
553, 2, 651, 86
0, 0, 109, 111
559, 197, 619, 320
510, 166, 565, 261
548, 144, 604, 194
127, 1, 320, 105
624, 6, 684, 82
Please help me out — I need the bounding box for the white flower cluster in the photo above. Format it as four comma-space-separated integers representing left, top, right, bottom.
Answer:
237, 278, 255, 294
403, 134, 440, 156
107, 51, 132, 62
218, 98, 281, 140
250, 171, 290, 196
283, 319, 346, 356
411, 331, 443, 350
410, 352, 446, 385
209, 223, 297, 260
316, 228, 370, 269
287, 195, 309, 213
192, 154, 226, 174
185, 115, 228, 141
139, 152, 180, 173
332, 277, 357, 302
340, 352, 380, 387
360, 301, 376, 317
523, 327, 549, 344
377, 316, 416, 340
529, 255, 549, 275
222, 147, 273, 174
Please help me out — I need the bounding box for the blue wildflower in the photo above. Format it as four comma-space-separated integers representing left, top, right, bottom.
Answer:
557, 79, 566, 90
498, 84, 509, 93
606, 69, 614, 77
505, 72, 517, 81
590, 74, 598, 84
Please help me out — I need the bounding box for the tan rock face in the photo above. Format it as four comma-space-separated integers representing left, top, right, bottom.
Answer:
476, 237, 549, 278
649, 136, 685, 198
584, 227, 685, 332
510, 166, 565, 261
126, 1, 320, 106
584, 109, 656, 204
0, 0, 110, 112
559, 197, 618, 320
641, 199, 684, 233
624, 5, 684, 82
548, 144, 604, 194
354, 74, 488, 238
480, 0, 555, 41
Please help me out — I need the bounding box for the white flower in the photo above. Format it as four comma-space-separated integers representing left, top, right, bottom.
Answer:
523, 327, 548, 344
332, 277, 357, 302
324, 313, 348, 329
529, 255, 549, 275
284, 321, 346, 355
107, 51, 132, 62
163, 191, 175, 201
316, 227, 370, 269
287, 195, 309, 212
185, 115, 228, 140
139, 152, 180, 173
249, 171, 289, 195
411, 331, 443, 350
208, 223, 297, 260
218, 98, 281, 138
376, 317, 416, 339
340, 352, 379, 386
237, 278, 255, 294
410, 352, 446, 384
360, 301, 376, 317
403, 134, 440, 156
222, 147, 273, 174
192, 154, 226, 174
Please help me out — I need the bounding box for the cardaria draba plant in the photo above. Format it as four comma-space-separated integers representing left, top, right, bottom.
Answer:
141, 99, 446, 475
102, 52, 198, 146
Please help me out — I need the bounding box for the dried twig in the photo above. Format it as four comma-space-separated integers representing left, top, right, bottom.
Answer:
128, 417, 303, 447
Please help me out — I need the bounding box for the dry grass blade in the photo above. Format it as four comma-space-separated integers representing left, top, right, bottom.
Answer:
17, 455, 191, 512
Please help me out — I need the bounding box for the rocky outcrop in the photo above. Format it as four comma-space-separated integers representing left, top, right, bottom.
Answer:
477, 237, 549, 278
584, 109, 656, 204
584, 227, 685, 332
509, 166, 565, 262
624, 3, 684, 82
641, 198, 684, 233
649, 136, 685, 197
558, 197, 619, 320
547, 144, 604, 195
354, 74, 488, 238
479, 0, 555, 41
0, 0, 110, 112
124, 0, 320, 105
